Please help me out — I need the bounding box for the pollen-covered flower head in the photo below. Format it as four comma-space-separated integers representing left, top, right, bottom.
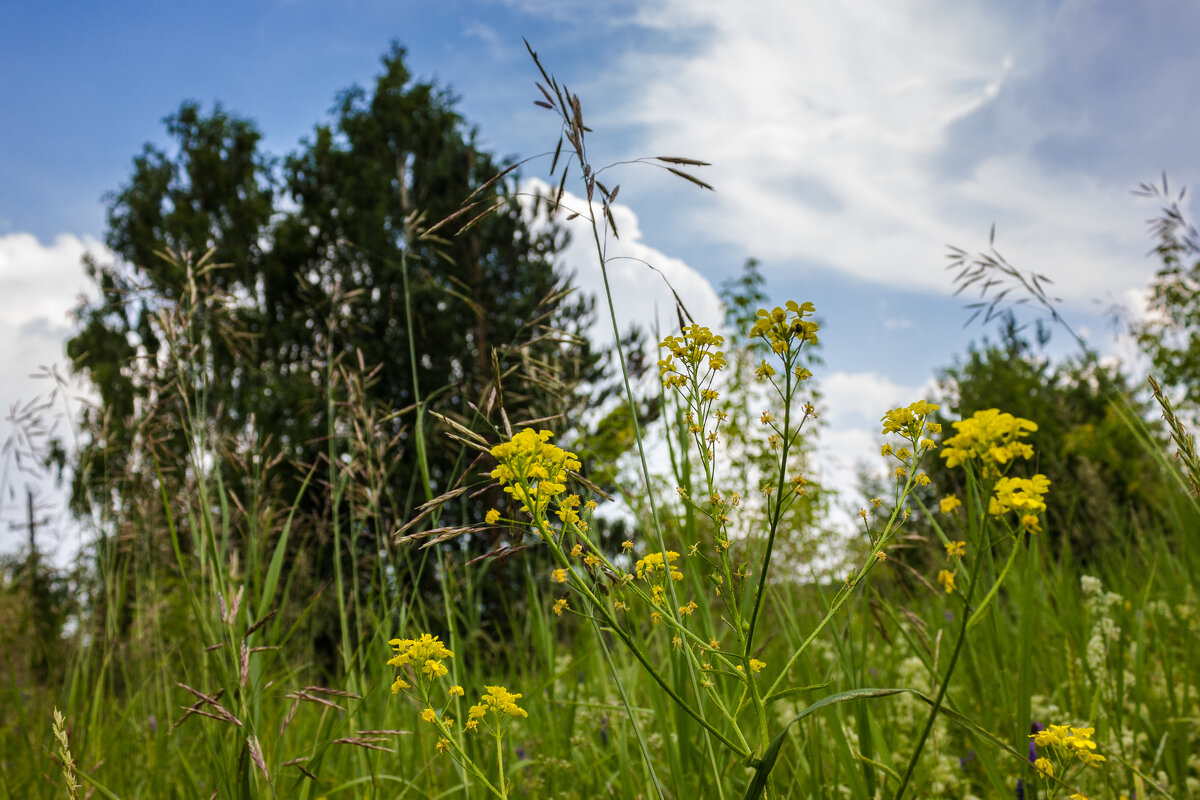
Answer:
388, 633, 453, 669
489, 429, 581, 518
635, 550, 683, 582
388, 633, 453, 691
988, 474, 1050, 530
940, 408, 1037, 475
881, 400, 941, 443
1030, 722, 1106, 768
937, 569, 956, 593
467, 684, 529, 729
658, 324, 727, 388
749, 300, 818, 354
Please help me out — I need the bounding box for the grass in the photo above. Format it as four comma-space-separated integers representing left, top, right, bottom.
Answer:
3, 44, 1200, 800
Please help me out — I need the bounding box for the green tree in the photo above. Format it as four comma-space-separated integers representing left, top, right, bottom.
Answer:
67, 43, 601, 663
1132, 175, 1200, 408
915, 316, 1171, 566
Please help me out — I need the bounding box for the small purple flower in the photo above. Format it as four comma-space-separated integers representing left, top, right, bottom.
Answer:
1017, 721, 1043, 800
1028, 720, 1043, 762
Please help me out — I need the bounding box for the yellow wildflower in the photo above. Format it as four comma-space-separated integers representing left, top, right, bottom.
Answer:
552, 597, 569, 616
635, 551, 683, 581
421, 708, 437, 724
552, 568, 567, 583
423, 659, 448, 679
881, 400, 940, 439
1034, 757, 1054, 778
945, 540, 966, 558
989, 474, 1050, 520
388, 633, 452, 684
485, 508, 500, 525
940, 408, 1037, 475
939, 495, 962, 514
489, 429, 581, 518
479, 685, 528, 719
749, 301, 818, 352
937, 569, 956, 594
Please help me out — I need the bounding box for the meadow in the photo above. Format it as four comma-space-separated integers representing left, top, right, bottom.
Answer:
2, 47, 1199, 800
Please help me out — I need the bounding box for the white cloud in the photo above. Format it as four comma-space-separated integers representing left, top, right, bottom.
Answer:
597, 1, 1193, 306
820, 370, 936, 428
521, 178, 724, 343
813, 370, 939, 524
0, 233, 104, 561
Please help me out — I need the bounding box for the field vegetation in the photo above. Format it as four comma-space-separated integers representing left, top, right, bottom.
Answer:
2, 41, 1199, 800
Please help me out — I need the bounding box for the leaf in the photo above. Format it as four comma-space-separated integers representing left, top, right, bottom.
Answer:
665, 166, 714, 191
743, 688, 904, 799
550, 136, 564, 176
604, 203, 620, 239
656, 156, 712, 166
763, 679, 830, 705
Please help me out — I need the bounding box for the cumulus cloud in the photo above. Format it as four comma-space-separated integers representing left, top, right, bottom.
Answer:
0, 233, 103, 559
596, 1, 1197, 305
813, 370, 939, 520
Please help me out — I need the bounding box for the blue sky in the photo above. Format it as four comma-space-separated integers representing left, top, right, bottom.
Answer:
3, 0, 1199, 555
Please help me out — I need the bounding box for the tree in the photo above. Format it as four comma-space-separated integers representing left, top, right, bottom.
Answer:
911, 316, 1172, 566
1132, 175, 1200, 409
67, 43, 602, 663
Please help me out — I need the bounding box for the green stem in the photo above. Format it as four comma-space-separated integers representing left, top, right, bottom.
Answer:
539, 518, 751, 756
892, 526, 990, 800
495, 727, 507, 800
744, 352, 796, 654
966, 528, 1022, 631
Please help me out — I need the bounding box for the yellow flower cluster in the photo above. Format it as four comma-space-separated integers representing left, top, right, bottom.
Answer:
658, 324, 727, 389
1031, 724, 1107, 766
466, 685, 528, 731
635, 550, 683, 582
937, 569, 956, 594
940, 408, 1037, 474
489, 429, 581, 519
388, 633, 454, 692
989, 474, 1051, 531
880, 400, 941, 444
750, 301, 818, 355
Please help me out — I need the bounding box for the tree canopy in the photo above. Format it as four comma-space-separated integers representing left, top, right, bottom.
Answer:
66, 43, 605, 661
